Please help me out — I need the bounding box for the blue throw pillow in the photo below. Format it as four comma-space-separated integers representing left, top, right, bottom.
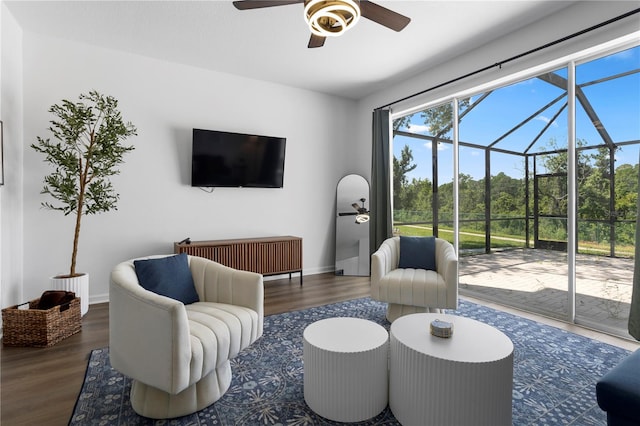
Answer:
398, 236, 436, 271
134, 253, 200, 304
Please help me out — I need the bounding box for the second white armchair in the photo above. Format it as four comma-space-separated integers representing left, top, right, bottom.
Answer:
371, 236, 458, 321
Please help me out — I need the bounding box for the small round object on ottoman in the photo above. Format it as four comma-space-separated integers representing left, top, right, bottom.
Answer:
303, 317, 389, 422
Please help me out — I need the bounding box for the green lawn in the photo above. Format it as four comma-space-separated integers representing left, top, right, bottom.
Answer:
394, 224, 634, 256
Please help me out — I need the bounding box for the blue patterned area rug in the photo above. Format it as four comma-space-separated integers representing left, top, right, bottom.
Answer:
70, 297, 630, 425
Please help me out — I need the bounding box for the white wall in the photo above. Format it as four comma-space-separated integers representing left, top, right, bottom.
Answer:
20, 33, 357, 304
354, 1, 640, 182
6, 1, 639, 310
1, 3, 24, 310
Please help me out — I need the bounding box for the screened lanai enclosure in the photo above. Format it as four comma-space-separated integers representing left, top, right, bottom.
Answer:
392, 44, 639, 338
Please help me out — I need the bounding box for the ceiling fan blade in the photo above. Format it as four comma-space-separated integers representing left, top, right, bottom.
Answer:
308, 34, 326, 48
233, 0, 303, 10
360, 1, 411, 32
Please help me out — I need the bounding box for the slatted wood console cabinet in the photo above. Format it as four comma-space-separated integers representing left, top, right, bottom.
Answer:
174, 236, 303, 285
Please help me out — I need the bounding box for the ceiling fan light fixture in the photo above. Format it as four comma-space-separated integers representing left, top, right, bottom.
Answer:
304, 0, 361, 37
355, 213, 370, 224
354, 197, 369, 224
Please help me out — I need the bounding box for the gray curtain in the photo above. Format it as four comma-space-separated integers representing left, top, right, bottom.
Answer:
370, 109, 393, 255
628, 151, 640, 340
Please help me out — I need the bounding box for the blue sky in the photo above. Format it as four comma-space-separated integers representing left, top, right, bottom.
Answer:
394, 45, 640, 182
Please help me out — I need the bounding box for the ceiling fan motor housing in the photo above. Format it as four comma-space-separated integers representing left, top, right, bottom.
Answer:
304, 0, 361, 37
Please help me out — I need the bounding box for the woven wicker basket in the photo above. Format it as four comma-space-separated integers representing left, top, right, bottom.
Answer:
2, 297, 81, 347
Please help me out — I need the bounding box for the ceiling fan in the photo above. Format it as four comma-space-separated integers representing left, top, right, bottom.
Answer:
338, 198, 370, 223
232, 0, 411, 48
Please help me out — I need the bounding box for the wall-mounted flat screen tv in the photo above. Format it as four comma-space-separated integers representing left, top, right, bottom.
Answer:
191, 128, 286, 188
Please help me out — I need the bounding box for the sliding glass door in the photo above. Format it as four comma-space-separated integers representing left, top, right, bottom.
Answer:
454, 68, 570, 320
574, 46, 640, 337
390, 43, 640, 338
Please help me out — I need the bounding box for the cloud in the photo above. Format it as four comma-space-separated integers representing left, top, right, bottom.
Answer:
535, 115, 558, 127
406, 123, 431, 134
424, 141, 448, 151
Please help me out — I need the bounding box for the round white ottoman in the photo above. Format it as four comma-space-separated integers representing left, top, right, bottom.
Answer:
390, 313, 514, 426
303, 317, 389, 422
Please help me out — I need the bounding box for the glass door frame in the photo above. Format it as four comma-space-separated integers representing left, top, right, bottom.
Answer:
390, 37, 639, 330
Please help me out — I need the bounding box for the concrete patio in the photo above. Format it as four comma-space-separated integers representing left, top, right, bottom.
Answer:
459, 249, 635, 339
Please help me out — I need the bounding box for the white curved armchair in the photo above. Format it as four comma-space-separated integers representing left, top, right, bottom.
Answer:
109, 255, 264, 419
371, 236, 458, 321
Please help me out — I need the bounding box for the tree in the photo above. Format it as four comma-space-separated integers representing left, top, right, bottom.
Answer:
614, 162, 639, 246
579, 147, 610, 220
400, 177, 433, 222
32, 91, 137, 277
422, 98, 470, 136
393, 145, 417, 209
393, 99, 471, 134
615, 163, 639, 220
392, 102, 470, 226
457, 173, 484, 220
491, 172, 523, 216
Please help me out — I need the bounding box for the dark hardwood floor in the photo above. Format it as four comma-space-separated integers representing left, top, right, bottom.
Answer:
0, 273, 371, 426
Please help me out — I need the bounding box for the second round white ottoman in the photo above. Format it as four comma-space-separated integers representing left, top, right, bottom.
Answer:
303, 317, 389, 422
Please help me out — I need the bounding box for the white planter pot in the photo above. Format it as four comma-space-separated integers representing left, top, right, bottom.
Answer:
50, 273, 89, 316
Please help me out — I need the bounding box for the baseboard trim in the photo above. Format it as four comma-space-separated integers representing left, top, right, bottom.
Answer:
90, 293, 109, 305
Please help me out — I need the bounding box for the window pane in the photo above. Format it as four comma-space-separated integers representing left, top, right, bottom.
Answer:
575, 46, 640, 337
391, 44, 639, 339
392, 103, 453, 238
459, 68, 570, 321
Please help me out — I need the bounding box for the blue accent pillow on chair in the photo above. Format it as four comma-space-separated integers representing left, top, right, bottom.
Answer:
134, 253, 200, 304
398, 236, 437, 271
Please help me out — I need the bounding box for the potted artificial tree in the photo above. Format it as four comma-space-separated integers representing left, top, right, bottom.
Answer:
32, 91, 137, 316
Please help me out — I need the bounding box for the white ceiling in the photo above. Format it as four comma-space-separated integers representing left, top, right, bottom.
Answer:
5, 0, 577, 100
